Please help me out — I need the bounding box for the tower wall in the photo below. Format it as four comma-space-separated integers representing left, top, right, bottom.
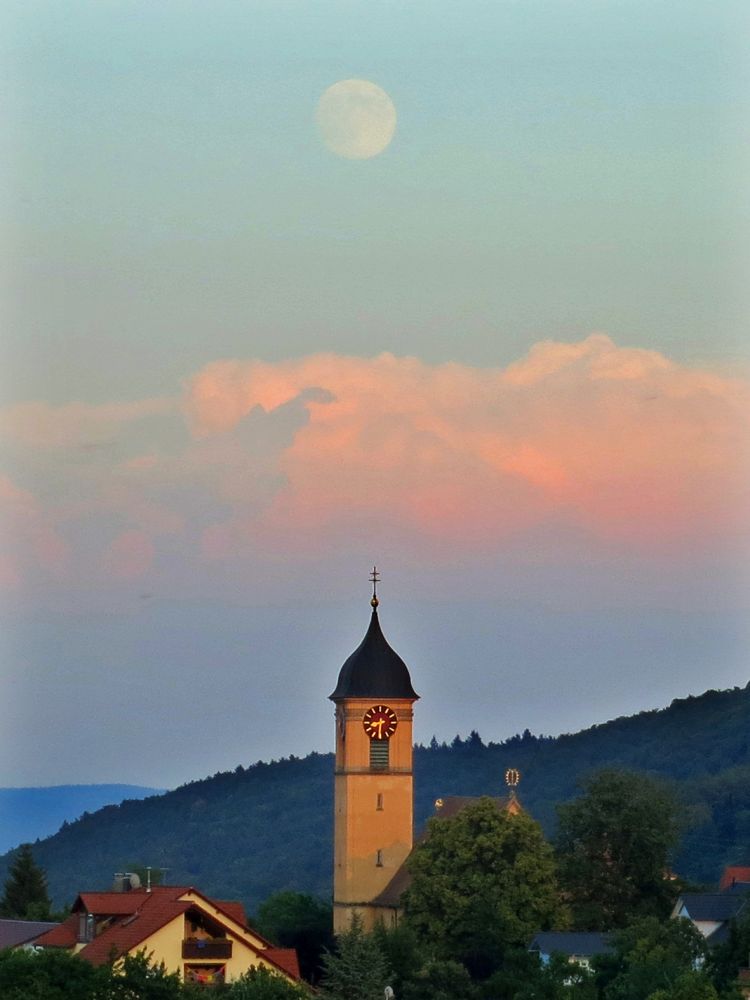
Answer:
333, 698, 414, 933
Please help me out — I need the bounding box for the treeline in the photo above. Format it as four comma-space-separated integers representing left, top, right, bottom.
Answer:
0, 684, 747, 912
3, 767, 750, 998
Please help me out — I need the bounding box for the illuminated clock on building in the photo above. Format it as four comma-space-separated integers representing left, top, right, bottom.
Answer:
363, 704, 398, 740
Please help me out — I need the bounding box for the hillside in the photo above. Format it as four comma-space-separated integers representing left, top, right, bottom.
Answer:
1, 684, 748, 913
0, 785, 165, 855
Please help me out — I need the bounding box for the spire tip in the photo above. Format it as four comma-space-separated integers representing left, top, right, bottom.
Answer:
369, 566, 380, 609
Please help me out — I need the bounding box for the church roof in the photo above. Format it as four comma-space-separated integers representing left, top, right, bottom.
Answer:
329, 609, 418, 702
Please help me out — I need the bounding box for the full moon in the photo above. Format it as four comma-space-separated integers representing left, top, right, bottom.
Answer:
315, 79, 397, 160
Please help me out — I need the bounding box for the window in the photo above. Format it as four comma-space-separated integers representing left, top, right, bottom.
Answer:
376, 793, 384, 810
370, 740, 389, 770
376, 849, 383, 867
185, 964, 226, 985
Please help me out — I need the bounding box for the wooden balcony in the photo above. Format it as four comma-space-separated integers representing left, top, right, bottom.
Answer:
182, 938, 232, 960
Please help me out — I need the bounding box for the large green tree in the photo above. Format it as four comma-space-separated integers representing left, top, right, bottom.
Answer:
0, 843, 52, 920
256, 891, 333, 983
402, 797, 566, 978
556, 770, 680, 929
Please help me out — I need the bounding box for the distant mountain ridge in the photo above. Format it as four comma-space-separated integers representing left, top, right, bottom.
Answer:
0, 785, 165, 855
1, 685, 748, 913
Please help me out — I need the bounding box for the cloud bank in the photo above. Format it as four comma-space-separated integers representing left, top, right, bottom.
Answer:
1, 335, 748, 592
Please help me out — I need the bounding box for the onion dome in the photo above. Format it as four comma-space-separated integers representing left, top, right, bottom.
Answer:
329, 568, 419, 702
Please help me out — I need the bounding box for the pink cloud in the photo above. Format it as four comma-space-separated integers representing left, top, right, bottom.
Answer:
185, 335, 750, 549
3, 335, 748, 592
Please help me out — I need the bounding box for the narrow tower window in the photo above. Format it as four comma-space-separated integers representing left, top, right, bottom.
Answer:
376, 793, 384, 810
376, 849, 383, 867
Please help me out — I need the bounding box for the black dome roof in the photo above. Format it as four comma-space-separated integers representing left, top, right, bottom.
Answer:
329, 609, 419, 702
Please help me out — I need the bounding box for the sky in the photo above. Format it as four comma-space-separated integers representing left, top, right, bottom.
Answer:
1, 0, 748, 789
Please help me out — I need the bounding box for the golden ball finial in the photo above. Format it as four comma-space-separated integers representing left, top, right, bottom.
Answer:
371, 596, 379, 608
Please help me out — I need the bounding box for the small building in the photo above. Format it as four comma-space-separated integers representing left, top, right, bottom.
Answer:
528, 931, 613, 971
719, 867, 750, 893
0, 918, 59, 950
33, 883, 300, 987
671, 893, 749, 945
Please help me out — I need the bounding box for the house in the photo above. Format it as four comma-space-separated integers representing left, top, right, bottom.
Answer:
720, 867, 750, 893
528, 931, 613, 971
670, 893, 749, 945
33, 882, 300, 987
0, 918, 60, 950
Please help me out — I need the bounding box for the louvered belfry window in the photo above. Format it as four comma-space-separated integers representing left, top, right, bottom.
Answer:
370, 739, 389, 770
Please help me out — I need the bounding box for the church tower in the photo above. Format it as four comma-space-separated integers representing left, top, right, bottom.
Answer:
329, 570, 419, 933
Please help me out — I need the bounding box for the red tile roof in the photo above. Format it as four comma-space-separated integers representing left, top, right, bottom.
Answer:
266, 948, 301, 979
720, 867, 750, 890
215, 900, 248, 928
34, 915, 78, 949
76, 892, 145, 915
78, 888, 191, 966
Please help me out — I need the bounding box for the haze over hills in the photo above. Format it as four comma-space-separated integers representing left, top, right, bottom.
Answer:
1, 685, 748, 914
0, 785, 165, 855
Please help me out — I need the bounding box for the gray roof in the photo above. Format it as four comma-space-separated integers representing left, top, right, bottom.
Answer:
329, 610, 418, 701
677, 894, 749, 922
724, 882, 750, 895
0, 919, 60, 949
529, 932, 613, 959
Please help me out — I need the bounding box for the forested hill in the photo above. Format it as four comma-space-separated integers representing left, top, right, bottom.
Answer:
2, 684, 748, 913
0, 785, 164, 855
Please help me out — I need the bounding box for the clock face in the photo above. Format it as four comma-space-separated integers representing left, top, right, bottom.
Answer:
363, 704, 398, 741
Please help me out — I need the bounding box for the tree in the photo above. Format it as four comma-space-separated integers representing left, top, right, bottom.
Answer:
225, 965, 310, 999
509, 951, 598, 1000
372, 921, 426, 998
0, 948, 108, 1000
256, 891, 333, 983
401, 958, 476, 1000
556, 770, 680, 930
647, 971, 720, 1000
594, 916, 710, 1000
0, 843, 52, 919
107, 952, 187, 1000
707, 908, 750, 996
319, 914, 393, 1000
402, 797, 566, 978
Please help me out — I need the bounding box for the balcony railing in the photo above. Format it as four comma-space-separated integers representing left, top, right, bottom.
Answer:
182, 939, 233, 960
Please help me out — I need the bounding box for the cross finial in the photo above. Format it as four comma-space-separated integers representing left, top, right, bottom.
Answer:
370, 566, 380, 608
